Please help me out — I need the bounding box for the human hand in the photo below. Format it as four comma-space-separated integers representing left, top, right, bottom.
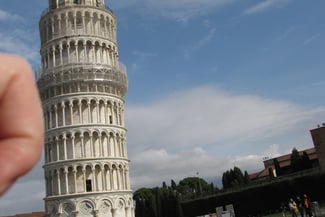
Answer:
0, 54, 44, 195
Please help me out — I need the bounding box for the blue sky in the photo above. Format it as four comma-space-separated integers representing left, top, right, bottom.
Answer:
1, 0, 325, 215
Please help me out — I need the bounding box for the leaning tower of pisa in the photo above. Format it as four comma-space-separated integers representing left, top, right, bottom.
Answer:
37, 1, 134, 217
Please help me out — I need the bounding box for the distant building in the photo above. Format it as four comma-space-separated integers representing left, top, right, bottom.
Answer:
2, 212, 44, 217
310, 124, 325, 172
250, 147, 318, 181
250, 124, 325, 181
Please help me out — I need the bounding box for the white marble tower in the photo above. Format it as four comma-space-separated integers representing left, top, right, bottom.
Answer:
37, 1, 134, 217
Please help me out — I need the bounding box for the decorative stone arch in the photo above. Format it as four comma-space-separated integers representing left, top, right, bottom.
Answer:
98, 13, 105, 37
65, 132, 73, 159
100, 131, 109, 157
59, 167, 68, 194
72, 131, 82, 159
65, 166, 75, 194
70, 98, 80, 124
115, 133, 122, 157
97, 199, 113, 217
83, 131, 92, 158
92, 130, 101, 157
77, 199, 95, 217
80, 98, 89, 123
60, 201, 76, 217
92, 12, 100, 36
46, 201, 59, 216
93, 40, 101, 63
103, 163, 111, 190
53, 168, 60, 195
76, 165, 84, 193
114, 198, 126, 217
108, 131, 116, 157
75, 10, 83, 27
111, 163, 119, 190
68, 40, 77, 63
84, 165, 93, 192
93, 164, 102, 191
77, 39, 85, 63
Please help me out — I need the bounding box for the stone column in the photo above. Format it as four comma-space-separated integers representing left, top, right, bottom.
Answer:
87, 101, 91, 123
73, 169, 77, 193
78, 101, 82, 124
80, 135, 85, 158
56, 138, 60, 161
54, 105, 58, 128
49, 107, 53, 129
111, 208, 117, 217
56, 170, 61, 195
52, 46, 56, 67
96, 101, 100, 123
69, 102, 73, 125
71, 135, 75, 159
61, 136, 66, 160
62, 102, 66, 126
64, 168, 69, 194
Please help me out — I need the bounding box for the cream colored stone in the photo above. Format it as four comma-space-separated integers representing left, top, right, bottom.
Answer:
37, 1, 134, 217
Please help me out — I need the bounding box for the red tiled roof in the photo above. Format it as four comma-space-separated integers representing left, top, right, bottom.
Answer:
251, 147, 318, 180
1, 212, 44, 217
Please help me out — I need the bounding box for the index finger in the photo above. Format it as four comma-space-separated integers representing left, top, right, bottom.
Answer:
0, 54, 44, 195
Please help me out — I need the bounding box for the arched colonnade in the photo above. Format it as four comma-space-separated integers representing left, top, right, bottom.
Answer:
44, 161, 130, 196
43, 97, 124, 130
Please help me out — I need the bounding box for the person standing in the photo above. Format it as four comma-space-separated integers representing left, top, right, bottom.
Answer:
296, 196, 304, 217
303, 194, 313, 217
289, 198, 298, 217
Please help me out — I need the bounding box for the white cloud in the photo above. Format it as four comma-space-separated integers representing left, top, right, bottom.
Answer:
2, 85, 324, 214
0, 9, 22, 22
303, 32, 322, 45
263, 144, 281, 159
0, 30, 40, 67
244, 0, 291, 15
126, 85, 324, 153
129, 147, 264, 189
132, 50, 158, 59
194, 28, 216, 50
125, 85, 325, 189
111, 0, 236, 22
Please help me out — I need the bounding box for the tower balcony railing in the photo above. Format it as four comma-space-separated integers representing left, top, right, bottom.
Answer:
36, 62, 128, 93
41, 4, 113, 17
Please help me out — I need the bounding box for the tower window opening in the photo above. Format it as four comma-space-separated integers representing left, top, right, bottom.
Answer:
109, 115, 113, 124
86, 179, 92, 192
74, 0, 81, 4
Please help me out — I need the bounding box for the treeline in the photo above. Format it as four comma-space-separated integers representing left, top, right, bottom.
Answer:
133, 169, 250, 217
133, 177, 217, 217
133, 148, 317, 217
182, 171, 325, 217
274, 148, 314, 176
221, 166, 250, 189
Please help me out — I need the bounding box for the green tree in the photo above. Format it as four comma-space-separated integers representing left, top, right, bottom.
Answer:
222, 166, 247, 189
301, 151, 312, 170
133, 188, 157, 217
222, 170, 231, 188
162, 181, 167, 189
178, 177, 210, 195
171, 179, 177, 190
244, 170, 250, 184
291, 148, 302, 172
